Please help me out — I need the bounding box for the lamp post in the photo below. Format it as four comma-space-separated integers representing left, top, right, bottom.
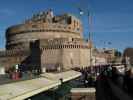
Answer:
79, 8, 94, 75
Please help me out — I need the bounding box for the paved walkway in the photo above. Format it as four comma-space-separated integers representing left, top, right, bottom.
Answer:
0, 70, 81, 100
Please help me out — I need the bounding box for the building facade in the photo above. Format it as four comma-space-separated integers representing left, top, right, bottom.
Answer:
0, 10, 91, 72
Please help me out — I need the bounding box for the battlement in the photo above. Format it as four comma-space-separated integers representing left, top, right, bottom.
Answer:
39, 38, 89, 50
24, 9, 80, 25
6, 10, 82, 36
40, 38, 84, 45
25, 9, 54, 24
0, 49, 30, 57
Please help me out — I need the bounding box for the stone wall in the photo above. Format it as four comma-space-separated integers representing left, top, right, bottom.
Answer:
62, 48, 90, 70
0, 56, 28, 70
41, 42, 91, 71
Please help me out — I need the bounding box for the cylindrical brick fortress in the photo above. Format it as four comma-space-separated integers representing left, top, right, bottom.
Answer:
0, 10, 92, 71
6, 13, 83, 50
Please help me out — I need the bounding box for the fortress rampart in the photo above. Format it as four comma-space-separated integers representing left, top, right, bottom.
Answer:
6, 12, 83, 50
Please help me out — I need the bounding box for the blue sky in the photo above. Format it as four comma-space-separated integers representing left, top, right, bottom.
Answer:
0, 0, 133, 52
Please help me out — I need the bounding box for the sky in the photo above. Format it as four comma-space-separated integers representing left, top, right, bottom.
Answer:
0, 0, 133, 52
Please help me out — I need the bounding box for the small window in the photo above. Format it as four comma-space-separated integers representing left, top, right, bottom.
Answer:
67, 16, 72, 24
32, 25, 37, 28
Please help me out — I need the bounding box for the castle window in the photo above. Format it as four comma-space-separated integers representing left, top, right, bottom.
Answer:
32, 25, 37, 28
71, 45, 72, 48
67, 16, 72, 24
72, 38, 74, 41
43, 19, 46, 22
74, 20, 76, 27
77, 28, 80, 31
68, 27, 71, 29
77, 21, 78, 26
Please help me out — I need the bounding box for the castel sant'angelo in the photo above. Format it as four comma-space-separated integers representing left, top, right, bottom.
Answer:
0, 10, 92, 72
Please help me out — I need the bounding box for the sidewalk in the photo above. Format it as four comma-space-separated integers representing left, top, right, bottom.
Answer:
0, 70, 81, 100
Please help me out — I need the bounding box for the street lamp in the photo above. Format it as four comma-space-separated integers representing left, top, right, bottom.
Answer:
79, 9, 93, 62
78, 8, 94, 75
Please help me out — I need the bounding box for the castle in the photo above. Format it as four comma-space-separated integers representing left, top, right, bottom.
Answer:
0, 10, 92, 72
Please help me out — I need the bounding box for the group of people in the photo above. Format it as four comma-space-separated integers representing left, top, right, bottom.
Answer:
5, 64, 42, 80
122, 67, 133, 94
77, 64, 133, 93
101, 64, 133, 95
